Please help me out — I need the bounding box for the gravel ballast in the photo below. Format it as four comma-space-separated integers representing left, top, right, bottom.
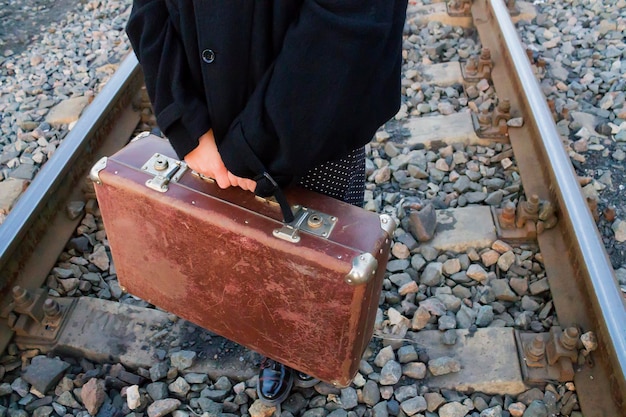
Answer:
2, 0, 624, 416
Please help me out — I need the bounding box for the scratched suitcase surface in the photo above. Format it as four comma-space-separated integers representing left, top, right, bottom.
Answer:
90, 133, 395, 386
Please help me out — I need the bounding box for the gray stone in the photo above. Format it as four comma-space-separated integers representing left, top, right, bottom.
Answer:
379, 360, 402, 385
7, 409, 27, 417
328, 410, 348, 417
400, 396, 427, 416
372, 401, 389, 417
452, 284, 471, 299
465, 191, 487, 204
32, 406, 54, 417
408, 204, 437, 242
201, 388, 229, 402
11, 378, 29, 397
214, 376, 232, 391
420, 262, 443, 286
450, 271, 471, 284
521, 296, 541, 312
22, 356, 71, 394
456, 304, 477, 329
51, 403, 66, 416
453, 176, 471, 193
362, 381, 380, 406
198, 398, 223, 415
386, 259, 410, 272
168, 377, 190, 396
147, 383, 169, 401
397, 345, 418, 363
147, 399, 181, 417
402, 362, 426, 379
283, 393, 307, 415
419, 297, 447, 316
0, 383, 11, 396
522, 400, 548, 417
438, 314, 457, 330
420, 245, 439, 261
149, 362, 168, 382
491, 279, 519, 301
394, 385, 417, 402
428, 357, 461, 376
439, 401, 472, 417
484, 191, 504, 206
497, 251, 516, 272
480, 405, 503, 417
359, 360, 374, 375
183, 373, 207, 384
529, 277, 550, 294
442, 329, 457, 345
411, 254, 427, 271
10, 163, 37, 180
518, 389, 544, 406
466, 264, 488, 282
340, 387, 358, 409
374, 346, 395, 367
302, 408, 327, 417
438, 102, 455, 115
476, 305, 494, 327
171, 351, 196, 371
55, 391, 81, 409
88, 245, 110, 271
436, 293, 462, 312
515, 311, 533, 330
389, 272, 413, 288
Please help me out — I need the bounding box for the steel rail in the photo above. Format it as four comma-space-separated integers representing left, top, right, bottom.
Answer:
0, 53, 142, 292
472, 0, 626, 414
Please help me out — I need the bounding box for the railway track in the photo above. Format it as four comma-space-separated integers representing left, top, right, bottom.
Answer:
0, 0, 624, 416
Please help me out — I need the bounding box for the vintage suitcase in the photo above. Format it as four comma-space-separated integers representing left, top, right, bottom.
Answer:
90, 133, 395, 386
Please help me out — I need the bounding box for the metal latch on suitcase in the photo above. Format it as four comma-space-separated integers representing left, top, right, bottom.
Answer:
141, 153, 188, 192
273, 206, 337, 243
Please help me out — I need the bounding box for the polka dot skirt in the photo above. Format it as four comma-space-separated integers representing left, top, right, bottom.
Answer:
296, 147, 365, 207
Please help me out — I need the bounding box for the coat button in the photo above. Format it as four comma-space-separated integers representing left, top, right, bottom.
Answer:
201, 49, 215, 64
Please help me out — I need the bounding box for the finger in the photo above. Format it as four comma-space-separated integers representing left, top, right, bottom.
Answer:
213, 166, 231, 189
227, 172, 240, 189
241, 178, 257, 192
228, 172, 256, 192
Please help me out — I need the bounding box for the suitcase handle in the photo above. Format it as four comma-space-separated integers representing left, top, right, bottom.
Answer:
140, 152, 296, 223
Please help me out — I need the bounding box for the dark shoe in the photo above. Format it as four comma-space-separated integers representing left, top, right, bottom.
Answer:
257, 358, 293, 405
293, 371, 319, 388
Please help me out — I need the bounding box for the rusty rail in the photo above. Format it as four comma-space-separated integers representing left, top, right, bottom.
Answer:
471, 0, 626, 415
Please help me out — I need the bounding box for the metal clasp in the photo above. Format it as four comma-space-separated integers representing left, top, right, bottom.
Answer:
272, 206, 337, 243
141, 153, 188, 193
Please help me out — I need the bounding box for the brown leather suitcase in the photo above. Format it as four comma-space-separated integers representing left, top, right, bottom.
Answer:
90, 133, 395, 386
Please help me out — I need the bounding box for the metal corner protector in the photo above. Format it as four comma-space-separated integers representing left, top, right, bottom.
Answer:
89, 157, 108, 184
130, 131, 151, 142
379, 214, 396, 237
344, 253, 378, 286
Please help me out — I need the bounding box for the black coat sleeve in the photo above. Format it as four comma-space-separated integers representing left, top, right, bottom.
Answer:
126, 0, 211, 159
219, 0, 408, 185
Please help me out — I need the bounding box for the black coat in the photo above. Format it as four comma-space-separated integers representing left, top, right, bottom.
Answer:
126, 0, 407, 187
